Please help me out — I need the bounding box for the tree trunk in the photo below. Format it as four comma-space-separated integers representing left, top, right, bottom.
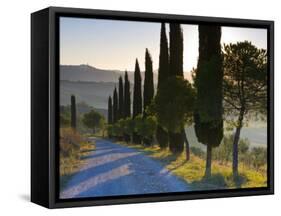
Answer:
232, 109, 244, 177
205, 144, 212, 178
182, 129, 190, 161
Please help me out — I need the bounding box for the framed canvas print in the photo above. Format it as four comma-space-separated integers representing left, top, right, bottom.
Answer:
31, 7, 274, 208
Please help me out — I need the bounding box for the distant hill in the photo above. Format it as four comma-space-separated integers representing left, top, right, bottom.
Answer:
60, 64, 159, 83
60, 80, 117, 109
60, 64, 193, 84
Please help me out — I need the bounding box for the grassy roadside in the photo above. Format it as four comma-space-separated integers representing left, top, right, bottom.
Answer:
117, 141, 267, 190
59, 128, 96, 190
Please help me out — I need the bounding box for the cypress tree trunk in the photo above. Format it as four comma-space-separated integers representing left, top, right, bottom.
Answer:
232, 108, 245, 177
156, 126, 168, 148
182, 129, 190, 161
156, 23, 169, 148
70, 95, 76, 130
169, 131, 184, 154
205, 144, 212, 177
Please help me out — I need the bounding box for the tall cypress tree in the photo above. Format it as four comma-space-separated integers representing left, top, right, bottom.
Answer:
143, 48, 154, 117
133, 59, 142, 118
158, 23, 170, 90
70, 95, 76, 130
194, 25, 223, 177
124, 71, 131, 142
169, 23, 184, 77
156, 23, 169, 149
113, 87, 118, 123
124, 71, 131, 118
168, 23, 185, 154
118, 76, 124, 119
133, 59, 142, 144
108, 96, 113, 124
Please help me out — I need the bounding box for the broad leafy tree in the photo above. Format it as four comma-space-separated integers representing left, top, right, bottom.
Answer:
83, 109, 105, 134
223, 41, 267, 176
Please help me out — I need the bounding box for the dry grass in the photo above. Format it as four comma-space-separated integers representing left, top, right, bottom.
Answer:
59, 128, 95, 188
118, 141, 267, 190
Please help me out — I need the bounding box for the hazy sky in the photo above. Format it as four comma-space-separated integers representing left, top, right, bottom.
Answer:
60, 17, 267, 73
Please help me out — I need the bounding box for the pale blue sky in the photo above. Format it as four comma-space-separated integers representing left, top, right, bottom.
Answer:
60, 17, 267, 73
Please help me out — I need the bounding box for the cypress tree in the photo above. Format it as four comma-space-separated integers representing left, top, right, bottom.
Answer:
113, 87, 118, 123
70, 95, 76, 130
169, 23, 184, 77
108, 96, 113, 124
156, 23, 169, 149
168, 23, 185, 154
194, 25, 223, 177
133, 59, 142, 117
143, 48, 154, 117
158, 23, 170, 90
118, 76, 124, 119
124, 71, 131, 142
133, 59, 142, 144
124, 71, 131, 118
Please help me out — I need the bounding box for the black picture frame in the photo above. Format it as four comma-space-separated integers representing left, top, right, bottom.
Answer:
31, 6, 274, 209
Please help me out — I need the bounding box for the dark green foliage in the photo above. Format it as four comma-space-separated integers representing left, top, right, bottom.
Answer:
168, 23, 185, 154
133, 59, 142, 144
155, 77, 195, 132
223, 41, 267, 176
60, 114, 70, 127
169, 23, 184, 77
156, 23, 169, 148
124, 71, 131, 118
133, 59, 142, 118
107, 96, 113, 124
118, 76, 124, 119
157, 23, 170, 90
134, 115, 157, 146
70, 95, 77, 129
82, 109, 105, 134
194, 25, 223, 177
124, 71, 131, 142
154, 76, 195, 154
168, 131, 184, 154
143, 49, 154, 117
156, 126, 169, 148
113, 87, 118, 123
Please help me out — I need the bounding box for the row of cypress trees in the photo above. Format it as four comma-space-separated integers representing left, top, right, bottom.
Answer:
107, 70, 131, 125
155, 23, 186, 154
107, 48, 155, 144
107, 23, 223, 177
